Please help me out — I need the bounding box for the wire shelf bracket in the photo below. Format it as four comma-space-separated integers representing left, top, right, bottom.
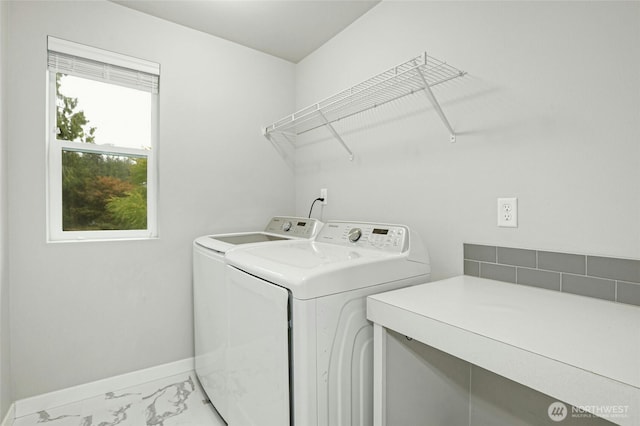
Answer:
262, 51, 466, 160
318, 111, 354, 161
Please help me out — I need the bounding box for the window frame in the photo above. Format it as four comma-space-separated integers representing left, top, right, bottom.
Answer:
46, 38, 159, 242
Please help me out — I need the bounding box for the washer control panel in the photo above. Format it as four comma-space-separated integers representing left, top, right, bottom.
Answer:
264, 216, 322, 238
316, 221, 409, 253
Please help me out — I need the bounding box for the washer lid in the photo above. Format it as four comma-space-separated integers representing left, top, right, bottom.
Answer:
193, 216, 323, 253
225, 240, 430, 300
194, 232, 290, 253
212, 233, 289, 245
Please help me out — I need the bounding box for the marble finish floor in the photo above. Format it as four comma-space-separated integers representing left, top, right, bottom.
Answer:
12, 372, 225, 426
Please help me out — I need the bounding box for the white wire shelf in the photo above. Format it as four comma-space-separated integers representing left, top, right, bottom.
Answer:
263, 52, 467, 160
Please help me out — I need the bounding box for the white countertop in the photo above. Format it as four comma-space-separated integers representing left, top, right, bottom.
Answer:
367, 276, 640, 425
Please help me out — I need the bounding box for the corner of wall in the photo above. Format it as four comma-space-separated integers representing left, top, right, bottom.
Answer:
0, 0, 13, 419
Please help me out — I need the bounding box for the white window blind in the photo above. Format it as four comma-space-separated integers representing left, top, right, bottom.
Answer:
47, 36, 159, 94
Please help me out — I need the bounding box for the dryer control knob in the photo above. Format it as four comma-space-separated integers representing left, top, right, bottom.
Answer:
348, 228, 362, 243
281, 221, 292, 232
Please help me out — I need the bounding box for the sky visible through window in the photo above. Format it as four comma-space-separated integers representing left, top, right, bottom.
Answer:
58, 74, 152, 150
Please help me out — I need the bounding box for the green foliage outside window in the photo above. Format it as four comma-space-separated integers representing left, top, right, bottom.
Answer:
57, 74, 148, 231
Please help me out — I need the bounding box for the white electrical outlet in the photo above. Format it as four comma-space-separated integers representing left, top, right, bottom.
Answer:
497, 198, 518, 228
320, 188, 328, 205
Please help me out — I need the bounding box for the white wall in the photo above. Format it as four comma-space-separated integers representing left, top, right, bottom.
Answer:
0, 0, 12, 418
294, 1, 640, 280
7, 1, 295, 399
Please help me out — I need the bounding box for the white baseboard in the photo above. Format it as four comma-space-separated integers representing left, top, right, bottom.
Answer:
1, 403, 14, 426
15, 357, 194, 419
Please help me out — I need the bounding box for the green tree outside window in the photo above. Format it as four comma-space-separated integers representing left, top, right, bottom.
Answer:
57, 74, 147, 231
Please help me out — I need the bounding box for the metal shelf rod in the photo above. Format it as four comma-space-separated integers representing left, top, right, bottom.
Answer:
414, 55, 457, 143
294, 87, 426, 136
319, 111, 354, 161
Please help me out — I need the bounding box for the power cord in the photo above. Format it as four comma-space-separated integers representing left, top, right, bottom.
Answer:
308, 197, 325, 218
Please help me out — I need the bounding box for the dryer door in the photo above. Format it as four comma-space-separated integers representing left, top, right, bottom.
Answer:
226, 265, 291, 426
193, 245, 229, 420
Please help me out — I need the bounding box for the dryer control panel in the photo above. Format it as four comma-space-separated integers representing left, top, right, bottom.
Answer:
264, 216, 322, 238
315, 221, 409, 253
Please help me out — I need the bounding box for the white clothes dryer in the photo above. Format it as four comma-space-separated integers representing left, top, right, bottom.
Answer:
223, 221, 430, 426
193, 216, 323, 421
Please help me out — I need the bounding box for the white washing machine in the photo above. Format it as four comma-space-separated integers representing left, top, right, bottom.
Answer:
193, 216, 323, 421
223, 221, 430, 426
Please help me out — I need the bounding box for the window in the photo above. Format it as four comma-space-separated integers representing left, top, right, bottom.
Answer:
46, 37, 159, 241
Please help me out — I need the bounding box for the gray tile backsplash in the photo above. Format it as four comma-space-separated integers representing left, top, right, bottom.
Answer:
464, 244, 496, 263
464, 260, 480, 277
562, 274, 615, 301
538, 251, 585, 275
480, 263, 516, 283
617, 281, 640, 306
516, 267, 561, 291
497, 247, 536, 268
587, 256, 640, 283
463, 243, 640, 307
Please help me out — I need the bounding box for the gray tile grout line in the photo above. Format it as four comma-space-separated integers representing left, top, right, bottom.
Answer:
466, 244, 640, 275
466, 258, 640, 285
585, 255, 589, 277
467, 257, 584, 277
466, 243, 640, 263
466, 262, 640, 306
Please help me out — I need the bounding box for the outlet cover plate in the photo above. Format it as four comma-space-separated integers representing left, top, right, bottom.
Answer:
497, 197, 518, 228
